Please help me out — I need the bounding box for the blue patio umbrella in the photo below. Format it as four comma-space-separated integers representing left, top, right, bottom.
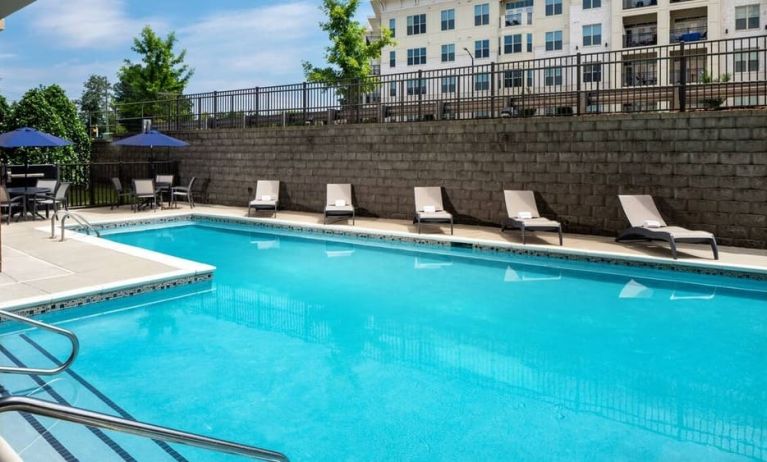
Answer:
111, 130, 189, 148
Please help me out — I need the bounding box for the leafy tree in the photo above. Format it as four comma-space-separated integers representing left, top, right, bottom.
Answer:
5, 85, 90, 165
0, 94, 9, 132
79, 74, 113, 134
302, 0, 393, 108
114, 26, 194, 131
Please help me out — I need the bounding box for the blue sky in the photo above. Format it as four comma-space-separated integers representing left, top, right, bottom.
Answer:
0, 0, 374, 102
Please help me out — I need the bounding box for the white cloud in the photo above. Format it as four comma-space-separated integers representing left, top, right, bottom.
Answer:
178, 1, 324, 92
31, 0, 164, 49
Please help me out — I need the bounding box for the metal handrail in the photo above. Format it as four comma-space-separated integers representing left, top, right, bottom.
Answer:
51, 211, 100, 241
0, 310, 79, 375
0, 396, 290, 461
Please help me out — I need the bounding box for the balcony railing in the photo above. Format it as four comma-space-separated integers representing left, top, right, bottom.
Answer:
623, 30, 658, 47
670, 26, 707, 43
623, 0, 657, 9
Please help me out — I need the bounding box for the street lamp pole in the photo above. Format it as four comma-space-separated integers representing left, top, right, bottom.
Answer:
463, 47, 475, 104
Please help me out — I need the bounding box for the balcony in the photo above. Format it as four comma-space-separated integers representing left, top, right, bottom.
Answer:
623, 0, 657, 9
670, 25, 707, 43
623, 30, 658, 48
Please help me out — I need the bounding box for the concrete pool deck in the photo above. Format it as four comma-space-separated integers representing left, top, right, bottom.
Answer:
2, 204, 767, 309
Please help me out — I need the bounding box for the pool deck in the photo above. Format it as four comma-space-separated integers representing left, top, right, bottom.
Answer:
2, 204, 767, 310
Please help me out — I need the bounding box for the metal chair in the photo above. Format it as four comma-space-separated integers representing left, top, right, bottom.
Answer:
35, 183, 70, 218
111, 177, 134, 210
133, 179, 159, 212
0, 185, 23, 224
172, 177, 196, 209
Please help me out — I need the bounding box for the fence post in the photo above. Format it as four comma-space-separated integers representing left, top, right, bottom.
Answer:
399, 79, 405, 123
197, 97, 202, 130
678, 41, 687, 112
212, 91, 218, 128
254, 87, 260, 128
302, 82, 308, 125
175, 97, 180, 131
456, 73, 461, 120
417, 70, 423, 121
88, 163, 95, 207
576, 53, 582, 115
490, 62, 496, 118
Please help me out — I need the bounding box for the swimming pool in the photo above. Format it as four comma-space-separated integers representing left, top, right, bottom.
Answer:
2, 220, 766, 461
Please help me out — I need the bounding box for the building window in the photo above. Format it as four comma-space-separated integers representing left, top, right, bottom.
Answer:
506, 11, 522, 26
389, 81, 397, 97
545, 0, 562, 16
583, 24, 602, 47
407, 14, 426, 35
583, 63, 602, 82
475, 39, 490, 59
441, 9, 455, 30
545, 31, 563, 51
406, 79, 426, 96
735, 5, 760, 30
544, 67, 563, 86
475, 3, 490, 26
441, 44, 456, 62
389, 51, 396, 67
507, 0, 534, 7
583, 0, 601, 8
407, 47, 426, 65
504, 34, 523, 54
503, 70, 525, 88
389, 18, 396, 37
441, 76, 457, 93
735, 51, 760, 72
527, 33, 533, 52
475, 73, 490, 91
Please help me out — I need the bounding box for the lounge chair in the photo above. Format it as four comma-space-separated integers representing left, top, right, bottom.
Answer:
0, 185, 23, 224
414, 186, 453, 234
324, 183, 355, 225
172, 177, 197, 209
111, 177, 134, 210
133, 179, 159, 212
248, 180, 280, 217
616, 195, 718, 260
502, 190, 562, 245
35, 182, 70, 218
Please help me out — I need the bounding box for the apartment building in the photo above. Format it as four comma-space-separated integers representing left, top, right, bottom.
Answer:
368, 0, 765, 111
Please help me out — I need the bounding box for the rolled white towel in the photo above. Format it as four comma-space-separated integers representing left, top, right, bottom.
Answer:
423, 205, 436, 213
261, 194, 272, 201
517, 211, 533, 220
643, 220, 661, 228
334, 199, 346, 207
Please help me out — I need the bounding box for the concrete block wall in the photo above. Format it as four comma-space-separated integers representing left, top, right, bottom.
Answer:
93, 110, 767, 248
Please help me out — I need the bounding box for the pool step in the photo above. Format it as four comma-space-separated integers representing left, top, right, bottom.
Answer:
0, 335, 189, 462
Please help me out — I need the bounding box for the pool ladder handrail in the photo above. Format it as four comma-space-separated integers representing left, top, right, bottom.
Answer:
51, 211, 100, 241
0, 396, 290, 462
0, 309, 80, 376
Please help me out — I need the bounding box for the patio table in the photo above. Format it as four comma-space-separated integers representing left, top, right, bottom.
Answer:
7, 187, 51, 221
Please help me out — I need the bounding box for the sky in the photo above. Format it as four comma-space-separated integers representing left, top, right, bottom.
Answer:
0, 0, 374, 102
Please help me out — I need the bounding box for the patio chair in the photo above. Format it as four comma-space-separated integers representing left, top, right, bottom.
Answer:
111, 177, 134, 210
502, 190, 563, 245
172, 177, 197, 209
133, 179, 159, 212
324, 183, 355, 225
155, 174, 175, 207
35, 179, 58, 198
414, 186, 453, 235
248, 180, 280, 217
0, 185, 23, 224
35, 182, 70, 218
616, 195, 718, 260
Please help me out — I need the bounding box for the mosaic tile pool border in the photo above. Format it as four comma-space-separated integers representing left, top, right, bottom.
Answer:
82, 213, 767, 282
3, 273, 212, 320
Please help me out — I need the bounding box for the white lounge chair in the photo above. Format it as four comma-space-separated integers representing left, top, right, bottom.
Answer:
616, 195, 718, 260
414, 186, 453, 234
324, 183, 355, 225
502, 190, 562, 245
248, 180, 280, 217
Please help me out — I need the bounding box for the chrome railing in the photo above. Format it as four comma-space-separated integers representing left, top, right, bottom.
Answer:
51, 211, 100, 241
0, 396, 290, 461
0, 310, 79, 375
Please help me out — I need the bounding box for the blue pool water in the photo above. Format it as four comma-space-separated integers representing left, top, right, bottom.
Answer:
3, 220, 767, 461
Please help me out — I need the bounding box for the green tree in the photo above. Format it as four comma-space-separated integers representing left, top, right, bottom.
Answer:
0, 94, 9, 132
302, 0, 393, 106
6, 85, 90, 165
114, 26, 194, 131
79, 74, 113, 134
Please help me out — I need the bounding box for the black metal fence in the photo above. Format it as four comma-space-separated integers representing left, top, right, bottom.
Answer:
88, 35, 766, 135
58, 161, 178, 208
